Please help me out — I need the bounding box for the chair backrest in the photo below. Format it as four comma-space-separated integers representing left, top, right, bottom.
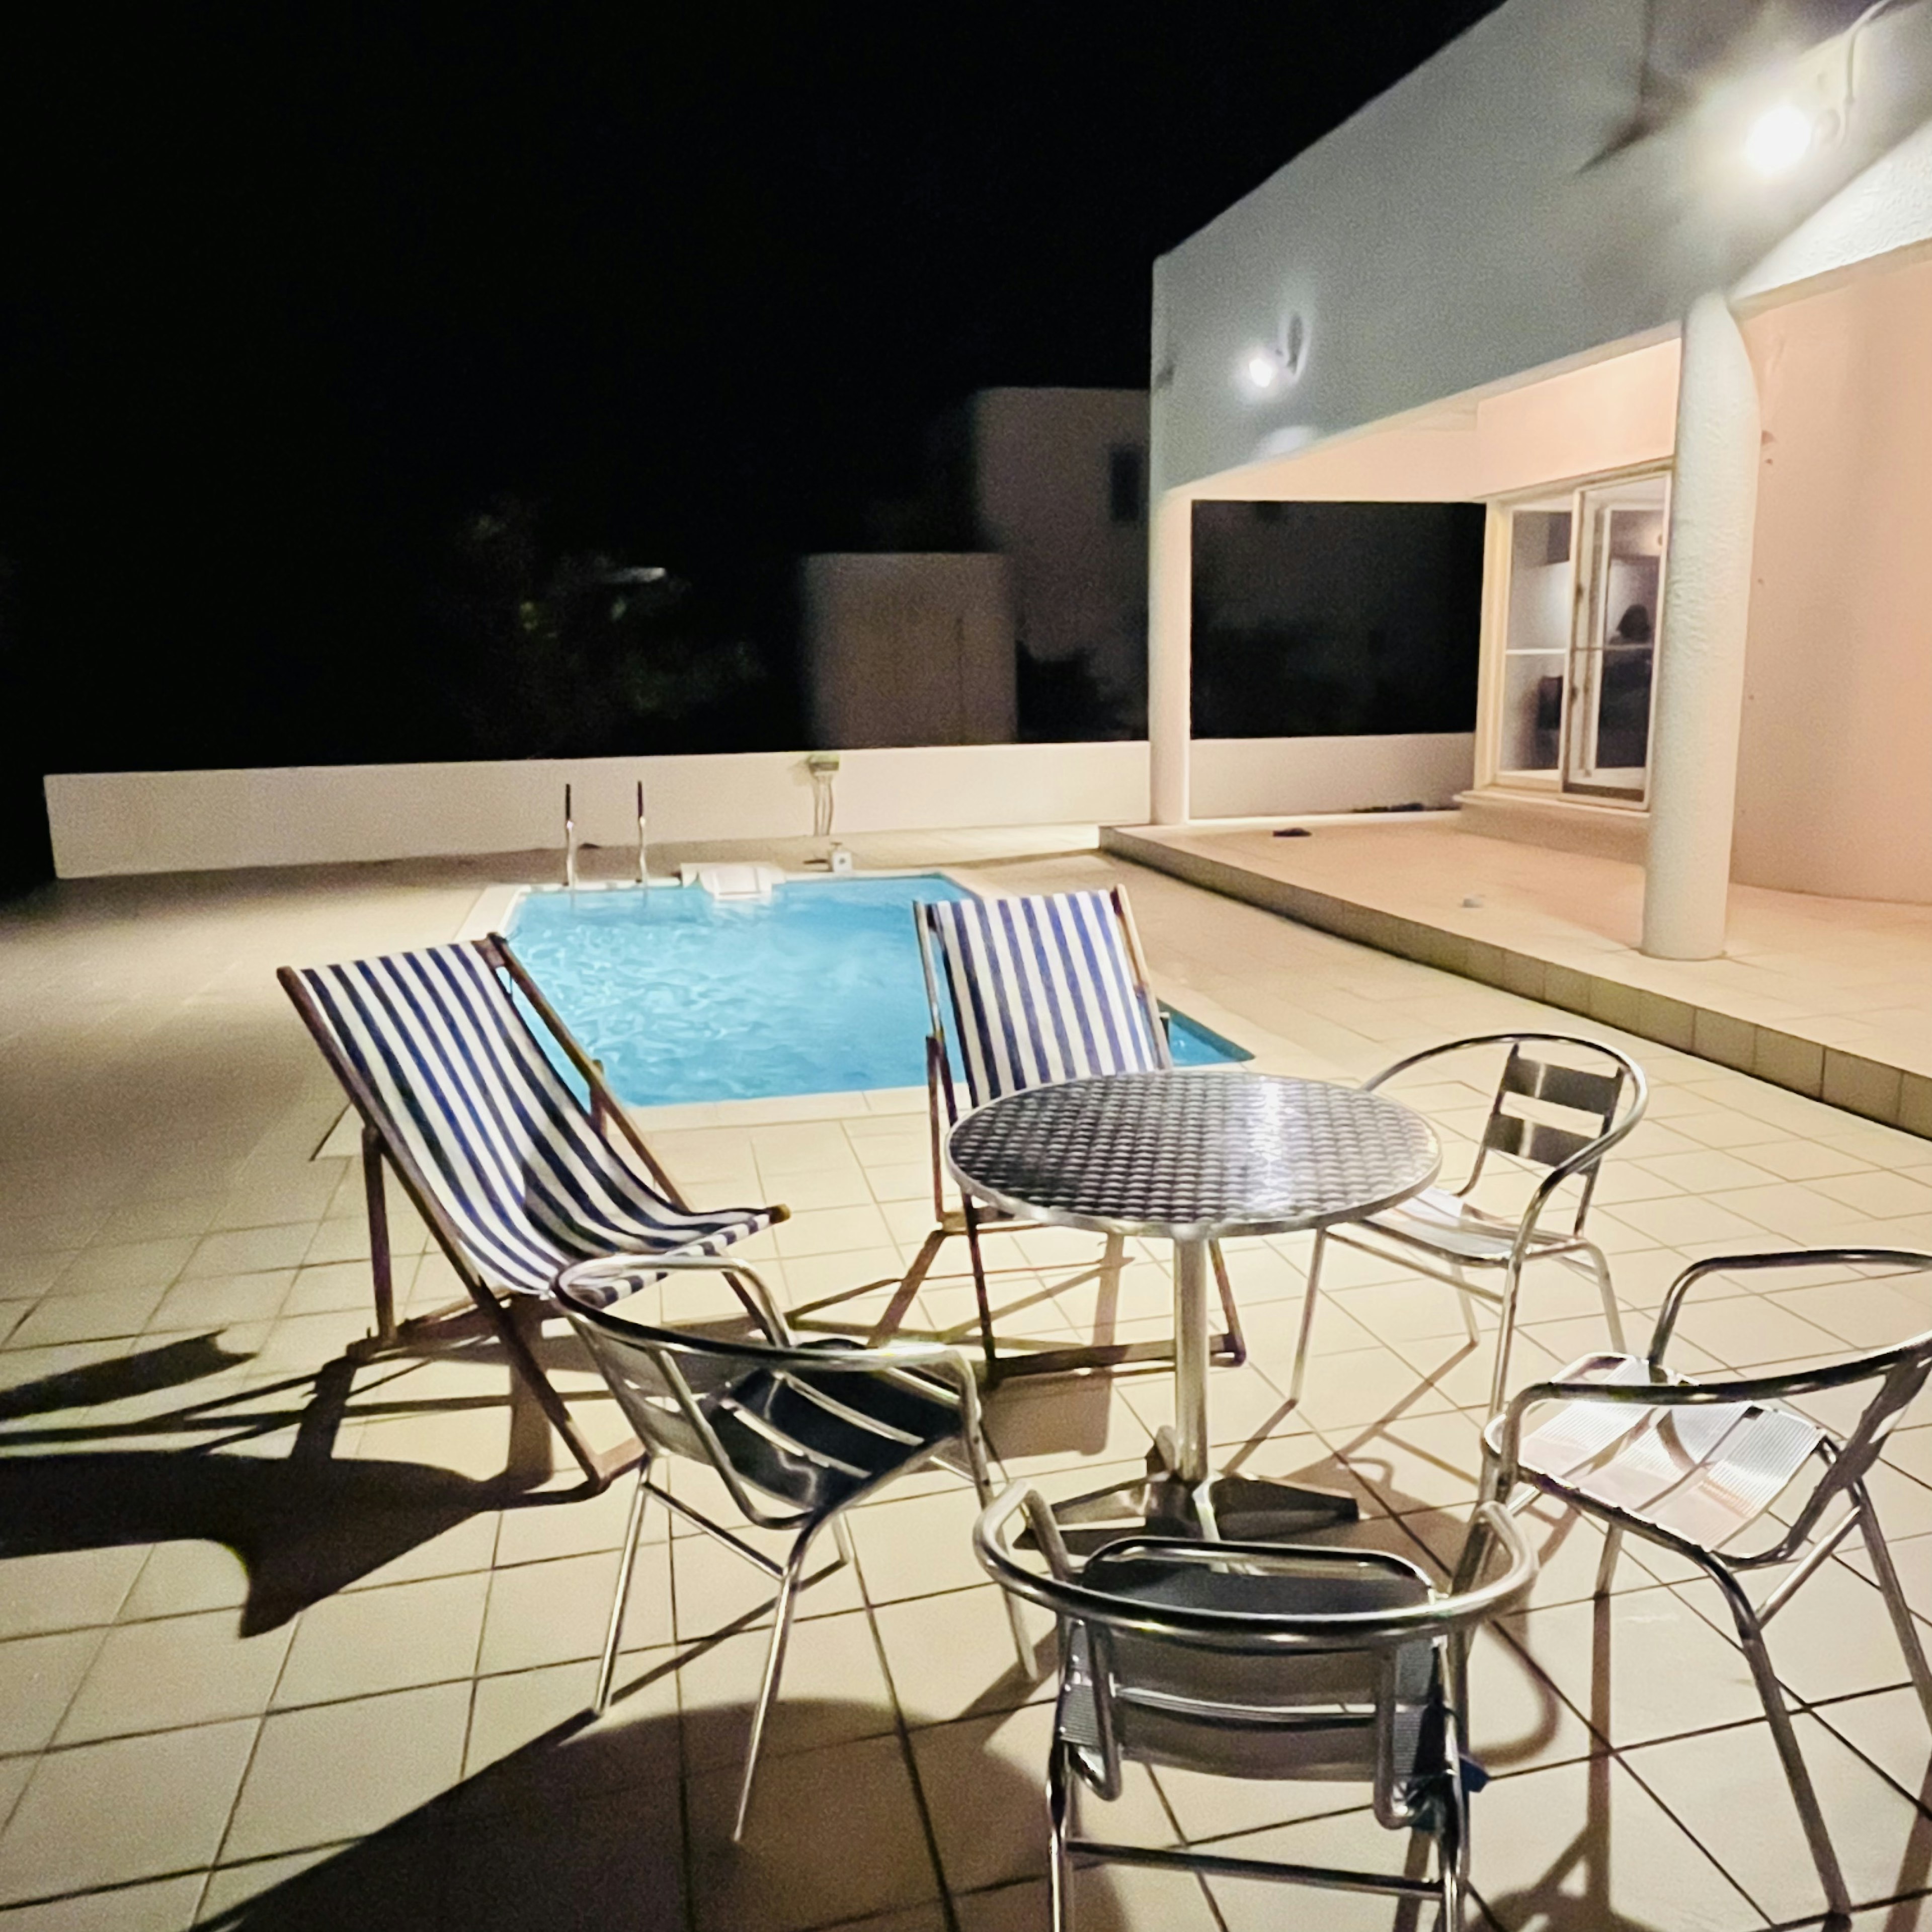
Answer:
917, 888, 1169, 1110
554, 1258, 966, 1527
1370, 1032, 1645, 1229
281, 940, 689, 1294
975, 1487, 1534, 1824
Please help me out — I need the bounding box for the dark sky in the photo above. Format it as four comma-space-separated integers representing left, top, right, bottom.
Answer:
0, 4, 1503, 775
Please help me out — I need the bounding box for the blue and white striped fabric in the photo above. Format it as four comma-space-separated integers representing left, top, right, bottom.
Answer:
294, 944, 772, 1304
921, 890, 1169, 1106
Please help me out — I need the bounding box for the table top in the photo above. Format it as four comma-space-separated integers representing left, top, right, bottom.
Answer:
946, 1069, 1440, 1242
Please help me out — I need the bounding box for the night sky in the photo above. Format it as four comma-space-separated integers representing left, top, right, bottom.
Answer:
0, 3, 1502, 799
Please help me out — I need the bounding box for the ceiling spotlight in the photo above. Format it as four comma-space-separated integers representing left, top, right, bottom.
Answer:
1245, 351, 1280, 391
1744, 102, 1814, 176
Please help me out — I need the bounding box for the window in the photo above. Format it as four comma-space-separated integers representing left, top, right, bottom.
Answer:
1487, 470, 1669, 801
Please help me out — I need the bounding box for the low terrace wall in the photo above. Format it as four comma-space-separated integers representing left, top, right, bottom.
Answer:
42, 734, 1473, 877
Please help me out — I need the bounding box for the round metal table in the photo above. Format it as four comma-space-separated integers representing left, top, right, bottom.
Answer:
947, 1068, 1439, 1536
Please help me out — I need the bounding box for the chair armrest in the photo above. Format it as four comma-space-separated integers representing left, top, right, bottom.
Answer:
555, 1251, 993, 1464
975, 1487, 1536, 1642
1493, 1326, 1932, 1490
558, 1251, 794, 1344
1646, 1248, 1932, 1367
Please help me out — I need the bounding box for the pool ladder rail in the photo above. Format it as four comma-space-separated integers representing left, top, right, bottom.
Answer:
562, 779, 651, 893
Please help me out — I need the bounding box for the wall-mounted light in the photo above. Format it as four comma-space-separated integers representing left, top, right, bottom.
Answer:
1244, 351, 1281, 391
1743, 101, 1815, 176
1240, 312, 1309, 394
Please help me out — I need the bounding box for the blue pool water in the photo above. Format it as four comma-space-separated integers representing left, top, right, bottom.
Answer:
506, 873, 1247, 1107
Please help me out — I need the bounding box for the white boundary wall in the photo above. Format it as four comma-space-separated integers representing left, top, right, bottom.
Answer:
42, 735, 1473, 877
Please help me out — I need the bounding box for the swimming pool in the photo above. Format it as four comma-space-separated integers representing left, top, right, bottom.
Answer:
506, 874, 1247, 1108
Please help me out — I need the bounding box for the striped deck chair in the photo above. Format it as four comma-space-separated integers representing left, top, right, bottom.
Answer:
279, 935, 785, 1485
867, 887, 1243, 1381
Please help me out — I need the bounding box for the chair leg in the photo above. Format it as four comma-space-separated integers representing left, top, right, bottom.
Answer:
868, 1224, 947, 1347
1437, 1707, 1472, 1932
1047, 1741, 1076, 1932
1854, 1487, 1932, 1731
1208, 1240, 1246, 1365
501, 1291, 632, 1488
962, 1196, 999, 1381
1091, 1232, 1125, 1349
594, 1458, 655, 1715
1286, 1231, 1328, 1408
1581, 1241, 1625, 1353
1485, 1260, 1527, 1423
361, 1128, 396, 1343
1593, 1524, 1625, 1598
733, 1525, 818, 1841
1712, 1567, 1851, 1918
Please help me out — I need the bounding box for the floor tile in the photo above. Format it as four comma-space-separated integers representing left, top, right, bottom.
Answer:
1626, 1710, 1932, 1921
871, 1584, 1051, 1728
677, 1606, 898, 1772
1470, 1753, 1768, 1928
222, 1681, 470, 1861
1809, 1686, 1932, 1807
669, 1521, 863, 1640
958, 1869, 1219, 1929
1200, 1804, 1455, 1931
687, 1731, 938, 1931
0, 1549, 147, 1642
0, 1718, 257, 1905
1501, 1584, 1765, 1749
0, 1872, 208, 1929
477, 1545, 670, 1676
461, 1650, 679, 1787
912, 1701, 1174, 1897
0, 1631, 105, 1756
848, 1486, 991, 1605
273, 1569, 489, 1705
57, 1609, 294, 1743
1327, 1409, 1486, 1513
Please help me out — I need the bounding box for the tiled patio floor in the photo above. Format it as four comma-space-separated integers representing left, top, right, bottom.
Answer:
5, 843, 1932, 1928
1109, 817, 1932, 1134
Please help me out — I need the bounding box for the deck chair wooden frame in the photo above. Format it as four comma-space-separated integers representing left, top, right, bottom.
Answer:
279, 933, 786, 1488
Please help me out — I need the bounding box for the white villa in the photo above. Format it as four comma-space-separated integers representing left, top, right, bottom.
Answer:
8, 6, 1932, 1929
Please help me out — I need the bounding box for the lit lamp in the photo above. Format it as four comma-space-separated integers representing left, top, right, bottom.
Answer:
1743, 101, 1815, 176
1240, 312, 1309, 394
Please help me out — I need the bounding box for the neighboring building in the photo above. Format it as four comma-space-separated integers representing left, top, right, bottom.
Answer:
1146, 0, 1932, 954
799, 552, 1015, 749
968, 387, 1149, 712
800, 387, 1148, 748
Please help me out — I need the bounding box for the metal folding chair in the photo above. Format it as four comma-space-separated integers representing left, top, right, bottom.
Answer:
1289, 1032, 1646, 1421
1456, 1247, 1932, 1922
554, 1252, 1030, 1839
858, 887, 1243, 1381
280, 935, 784, 1486
975, 1483, 1536, 1929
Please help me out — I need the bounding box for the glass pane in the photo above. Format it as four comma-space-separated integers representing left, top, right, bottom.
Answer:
1500, 508, 1571, 772
1501, 652, 1567, 770
1592, 505, 1662, 775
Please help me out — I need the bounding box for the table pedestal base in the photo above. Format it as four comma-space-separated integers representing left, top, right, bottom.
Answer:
1033, 1430, 1359, 1550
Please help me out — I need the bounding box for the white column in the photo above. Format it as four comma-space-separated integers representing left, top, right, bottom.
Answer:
1642, 293, 1761, 961
1147, 487, 1192, 825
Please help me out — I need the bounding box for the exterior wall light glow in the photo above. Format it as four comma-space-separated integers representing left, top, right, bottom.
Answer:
1240, 313, 1309, 395
1744, 102, 1814, 175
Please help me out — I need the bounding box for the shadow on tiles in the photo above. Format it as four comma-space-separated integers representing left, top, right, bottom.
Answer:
193, 1702, 1165, 1932
0, 1333, 603, 1633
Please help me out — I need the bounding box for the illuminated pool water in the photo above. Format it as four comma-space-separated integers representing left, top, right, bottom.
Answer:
506, 873, 1247, 1107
